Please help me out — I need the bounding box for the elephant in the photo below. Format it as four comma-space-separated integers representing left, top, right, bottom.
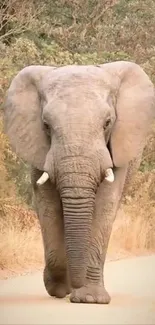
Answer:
4, 61, 155, 304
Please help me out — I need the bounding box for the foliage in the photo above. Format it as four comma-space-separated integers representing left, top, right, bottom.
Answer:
0, 0, 42, 43
0, 119, 16, 202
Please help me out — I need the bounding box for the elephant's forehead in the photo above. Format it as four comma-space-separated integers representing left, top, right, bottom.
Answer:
44, 84, 110, 121
42, 65, 113, 96
41, 66, 116, 124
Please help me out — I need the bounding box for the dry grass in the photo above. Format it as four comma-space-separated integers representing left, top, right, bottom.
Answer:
0, 203, 43, 278
0, 226, 43, 269
108, 209, 154, 257
109, 170, 155, 256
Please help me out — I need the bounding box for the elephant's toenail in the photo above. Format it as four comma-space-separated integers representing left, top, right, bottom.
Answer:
97, 296, 103, 304
70, 295, 80, 303
86, 294, 94, 303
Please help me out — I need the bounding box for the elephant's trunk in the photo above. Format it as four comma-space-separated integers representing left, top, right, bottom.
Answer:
60, 173, 96, 289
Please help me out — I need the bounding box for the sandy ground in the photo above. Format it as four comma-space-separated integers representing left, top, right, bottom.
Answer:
0, 255, 155, 325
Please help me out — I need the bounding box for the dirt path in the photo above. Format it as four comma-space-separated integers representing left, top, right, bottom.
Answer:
0, 255, 155, 324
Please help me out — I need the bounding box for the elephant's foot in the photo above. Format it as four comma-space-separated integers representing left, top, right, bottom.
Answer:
43, 266, 71, 298
70, 284, 111, 304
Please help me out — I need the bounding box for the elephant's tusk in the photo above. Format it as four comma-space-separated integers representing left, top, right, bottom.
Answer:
36, 172, 49, 185
105, 168, 114, 183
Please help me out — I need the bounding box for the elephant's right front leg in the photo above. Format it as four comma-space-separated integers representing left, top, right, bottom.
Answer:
31, 168, 70, 298
70, 166, 127, 303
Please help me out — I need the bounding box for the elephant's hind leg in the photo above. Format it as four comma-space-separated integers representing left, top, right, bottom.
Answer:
31, 168, 70, 298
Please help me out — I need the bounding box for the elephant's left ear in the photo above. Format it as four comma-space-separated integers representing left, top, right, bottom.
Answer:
108, 62, 155, 167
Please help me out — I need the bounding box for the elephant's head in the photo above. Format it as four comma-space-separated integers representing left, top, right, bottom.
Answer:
4, 62, 155, 288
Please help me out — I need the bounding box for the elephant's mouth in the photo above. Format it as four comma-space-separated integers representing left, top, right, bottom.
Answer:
36, 168, 114, 186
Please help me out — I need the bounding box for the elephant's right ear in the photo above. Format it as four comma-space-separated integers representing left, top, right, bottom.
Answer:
4, 66, 55, 170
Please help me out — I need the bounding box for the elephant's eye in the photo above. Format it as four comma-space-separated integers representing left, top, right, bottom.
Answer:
44, 122, 50, 136
104, 118, 111, 130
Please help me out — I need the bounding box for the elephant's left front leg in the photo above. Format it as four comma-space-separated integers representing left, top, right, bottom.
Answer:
70, 166, 127, 303
31, 168, 70, 298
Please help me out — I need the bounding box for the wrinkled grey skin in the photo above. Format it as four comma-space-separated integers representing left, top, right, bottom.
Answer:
4, 62, 155, 303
